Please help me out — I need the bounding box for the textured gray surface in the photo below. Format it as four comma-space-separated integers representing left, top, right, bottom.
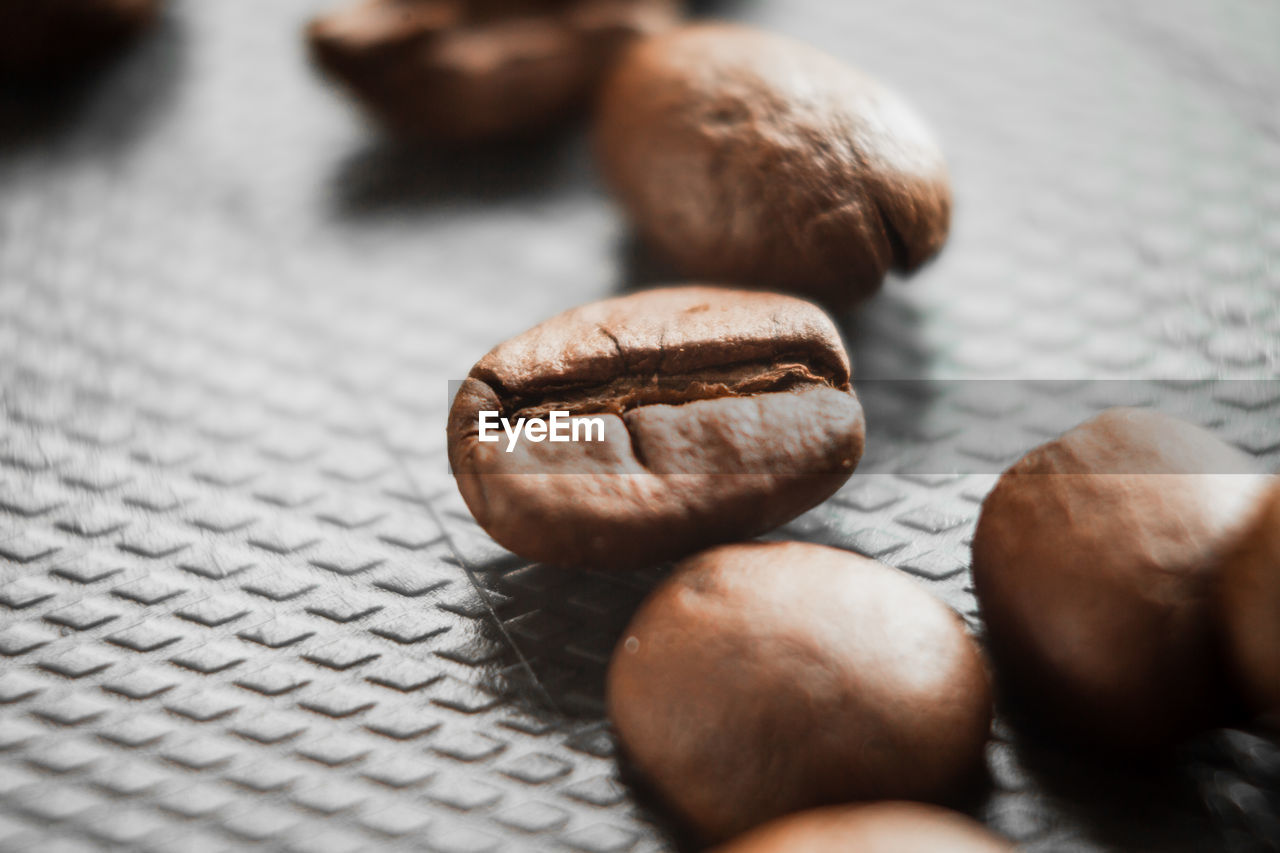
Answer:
1, 0, 1279, 851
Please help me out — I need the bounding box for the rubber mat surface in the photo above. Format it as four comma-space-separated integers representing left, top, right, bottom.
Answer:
2, 0, 1279, 851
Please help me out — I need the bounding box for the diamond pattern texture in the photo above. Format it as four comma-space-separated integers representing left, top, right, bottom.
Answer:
2, 0, 1279, 851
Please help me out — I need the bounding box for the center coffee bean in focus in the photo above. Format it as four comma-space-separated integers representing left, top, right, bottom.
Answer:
447, 286, 865, 569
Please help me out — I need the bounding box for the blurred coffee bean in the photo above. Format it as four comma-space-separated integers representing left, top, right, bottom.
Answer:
973, 407, 1271, 749
309, 0, 680, 141
608, 542, 993, 841
596, 23, 951, 307
447, 287, 864, 569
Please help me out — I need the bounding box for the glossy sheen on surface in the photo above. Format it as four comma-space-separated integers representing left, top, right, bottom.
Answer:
447, 287, 865, 569
607, 542, 993, 841
309, 0, 680, 141
596, 23, 951, 307
1220, 480, 1280, 723
0, 0, 160, 75
709, 803, 1015, 853
973, 408, 1271, 749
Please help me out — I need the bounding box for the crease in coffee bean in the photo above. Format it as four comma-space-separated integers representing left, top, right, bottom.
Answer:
625, 415, 652, 471
475, 356, 846, 420
869, 191, 912, 270
600, 325, 628, 368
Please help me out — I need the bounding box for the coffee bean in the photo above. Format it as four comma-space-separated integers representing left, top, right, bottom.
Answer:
309, 0, 680, 141
1219, 480, 1280, 724
709, 803, 1014, 853
447, 287, 864, 569
595, 23, 951, 307
607, 542, 992, 841
0, 0, 161, 76
973, 407, 1270, 749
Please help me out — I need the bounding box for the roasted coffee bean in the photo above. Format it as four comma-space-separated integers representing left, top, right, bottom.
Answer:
447, 287, 864, 569
607, 542, 993, 841
710, 803, 1014, 853
973, 408, 1270, 749
0, 0, 161, 76
1219, 480, 1280, 724
595, 23, 951, 307
309, 0, 680, 141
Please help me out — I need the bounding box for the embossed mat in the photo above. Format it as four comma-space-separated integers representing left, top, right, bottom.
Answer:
2, 0, 1279, 851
